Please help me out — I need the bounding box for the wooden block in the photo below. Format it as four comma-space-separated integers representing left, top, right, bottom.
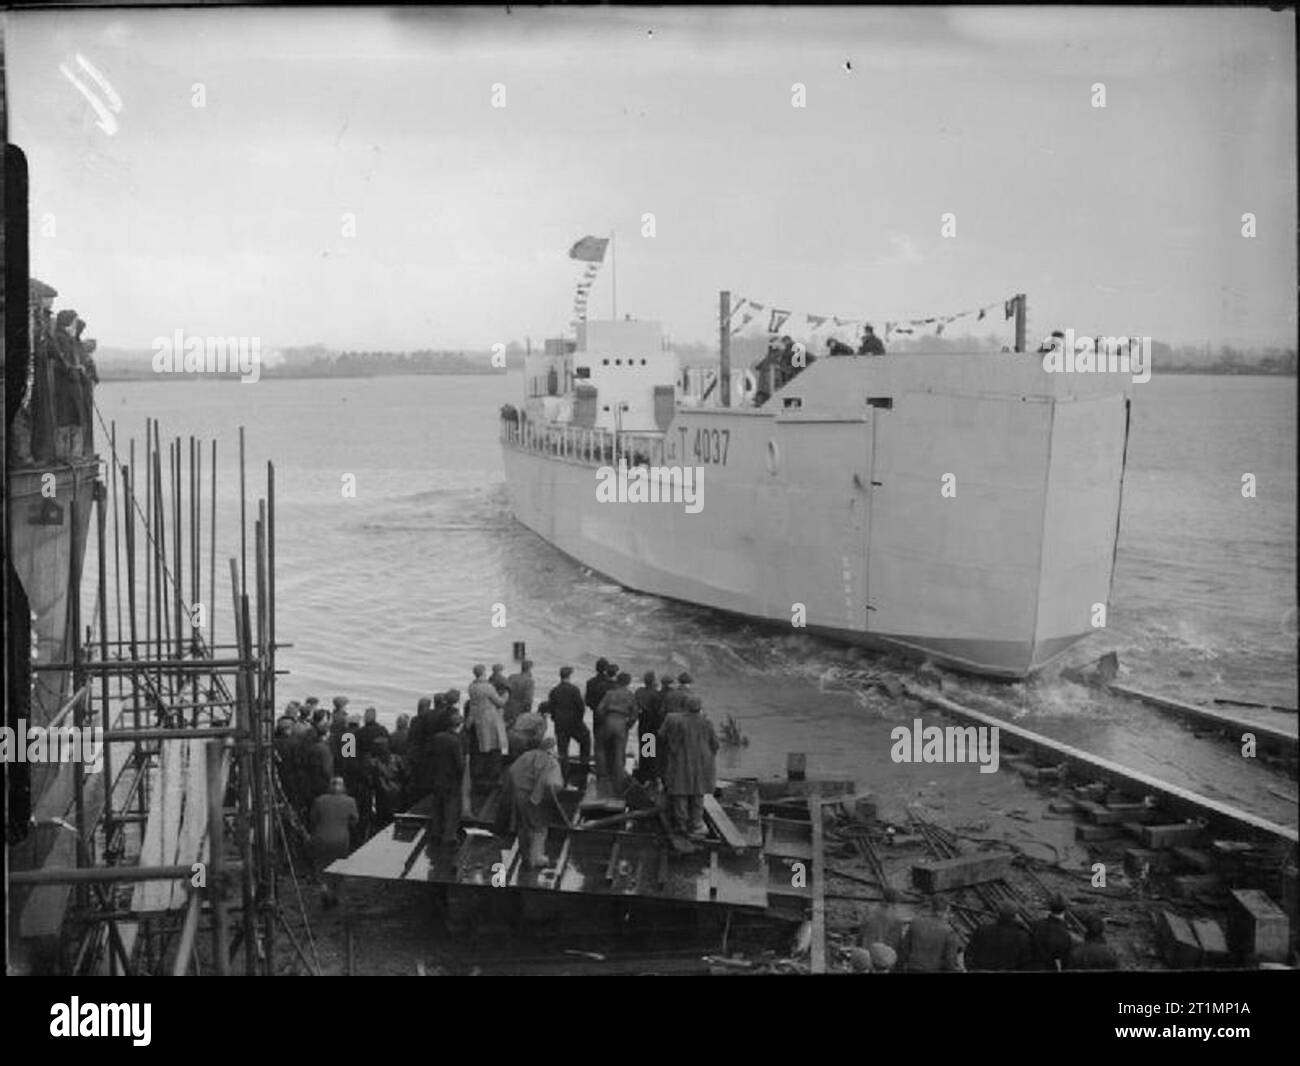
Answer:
1191, 919, 1231, 965
1048, 799, 1080, 814
1035, 766, 1063, 782
1124, 848, 1174, 876
1172, 874, 1222, 899
1172, 847, 1214, 873
911, 850, 1013, 893
1228, 889, 1291, 962
1104, 802, 1159, 824
1140, 823, 1203, 850
702, 794, 748, 850
1155, 910, 1202, 968
1077, 800, 1129, 825
1076, 824, 1122, 842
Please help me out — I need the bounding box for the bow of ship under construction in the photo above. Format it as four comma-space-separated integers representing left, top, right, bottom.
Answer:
500, 304, 1133, 679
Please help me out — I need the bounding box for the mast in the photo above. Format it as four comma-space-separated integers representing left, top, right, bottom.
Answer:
719, 290, 731, 407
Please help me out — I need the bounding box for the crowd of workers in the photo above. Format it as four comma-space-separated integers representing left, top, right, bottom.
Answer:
851, 888, 1120, 973
272, 657, 719, 902
12, 278, 99, 465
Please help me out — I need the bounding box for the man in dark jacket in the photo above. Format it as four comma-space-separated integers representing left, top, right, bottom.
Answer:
1029, 895, 1074, 971
898, 895, 963, 972
659, 694, 718, 837
405, 696, 439, 802
425, 709, 465, 851
965, 902, 1032, 971
1069, 914, 1119, 970
549, 666, 590, 786
633, 671, 665, 783
504, 659, 535, 728
358, 705, 388, 757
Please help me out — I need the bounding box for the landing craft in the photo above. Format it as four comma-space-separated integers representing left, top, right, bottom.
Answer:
500, 291, 1133, 678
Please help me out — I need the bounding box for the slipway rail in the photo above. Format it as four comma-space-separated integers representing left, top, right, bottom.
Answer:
1107, 682, 1298, 759
901, 683, 1298, 848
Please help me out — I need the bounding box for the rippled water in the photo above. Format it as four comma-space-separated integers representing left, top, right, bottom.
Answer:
88, 371, 1297, 824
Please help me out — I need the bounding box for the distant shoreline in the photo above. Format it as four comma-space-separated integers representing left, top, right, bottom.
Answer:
95, 366, 1294, 383
96, 369, 507, 382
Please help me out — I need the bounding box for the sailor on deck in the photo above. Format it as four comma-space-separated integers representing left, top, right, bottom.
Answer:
507, 736, 565, 869
858, 324, 886, 356
549, 666, 591, 786
659, 693, 718, 838
466, 664, 509, 786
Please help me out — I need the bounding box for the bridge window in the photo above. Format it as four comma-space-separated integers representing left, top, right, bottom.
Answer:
602, 358, 610, 366
575, 366, 591, 379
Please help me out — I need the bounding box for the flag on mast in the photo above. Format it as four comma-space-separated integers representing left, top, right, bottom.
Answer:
568, 235, 610, 263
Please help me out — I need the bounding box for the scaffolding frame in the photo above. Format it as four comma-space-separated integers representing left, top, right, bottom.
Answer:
8, 417, 301, 976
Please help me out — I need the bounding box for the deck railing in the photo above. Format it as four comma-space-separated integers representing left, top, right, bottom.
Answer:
501, 415, 667, 468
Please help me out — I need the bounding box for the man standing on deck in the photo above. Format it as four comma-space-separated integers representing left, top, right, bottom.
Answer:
504, 659, 535, 728
466, 664, 508, 788
633, 671, 665, 784
490, 663, 510, 697
309, 777, 358, 907
585, 658, 611, 717
405, 696, 437, 803
898, 895, 963, 972
662, 672, 692, 718
857, 323, 886, 356
425, 708, 465, 855
303, 716, 334, 810
596, 672, 637, 796
659, 694, 718, 837
549, 666, 590, 787
507, 736, 565, 868
358, 706, 388, 757
1029, 895, 1074, 971
508, 699, 548, 757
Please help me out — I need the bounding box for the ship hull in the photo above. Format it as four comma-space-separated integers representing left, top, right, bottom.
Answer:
502, 352, 1131, 679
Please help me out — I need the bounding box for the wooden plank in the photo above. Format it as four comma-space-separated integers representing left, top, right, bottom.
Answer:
133, 740, 187, 913
1110, 683, 1297, 755
808, 797, 826, 975
703, 794, 748, 849
169, 740, 209, 909
903, 684, 1297, 846
911, 851, 1014, 893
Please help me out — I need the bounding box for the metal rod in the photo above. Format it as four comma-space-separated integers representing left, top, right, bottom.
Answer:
70, 471, 89, 907
110, 422, 122, 654
239, 426, 247, 605
719, 290, 731, 407
210, 438, 217, 657
8, 863, 229, 887
170, 890, 202, 976
95, 477, 116, 887
99, 727, 240, 743
173, 437, 183, 674
206, 741, 230, 976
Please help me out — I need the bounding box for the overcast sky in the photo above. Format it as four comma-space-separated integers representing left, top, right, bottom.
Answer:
5, 6, 1295, 351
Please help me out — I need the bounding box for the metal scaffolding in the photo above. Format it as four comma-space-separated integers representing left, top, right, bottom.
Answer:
9, 415, 301, 976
